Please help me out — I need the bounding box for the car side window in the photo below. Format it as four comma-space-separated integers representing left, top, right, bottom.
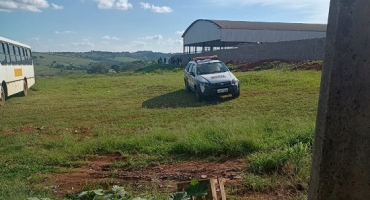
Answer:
185, 62, 192, 72
188, 64, 192, 73
191, 64, 197, 75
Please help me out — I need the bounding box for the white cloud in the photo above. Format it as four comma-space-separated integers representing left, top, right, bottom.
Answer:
203, 0, 329, 23
140, 2, 151, 10
140, 2, 173, 13
94, 0, 132, 10
115, 0, 132, 10
140, 34, 163, 41
71, 42, 95, 47
132, 36, 182, 52
0, 0, 49, 12
82, 37, 91, 42
152, 38, 183, 53
55, 31, 74, 34
175, 31, 184, 35
95, 0, 114, 9
167, 38, 183, 45
131, 41, 147, 49
31, 37, 40, 41
51, 3, 63, 10
102, 35, 121, 41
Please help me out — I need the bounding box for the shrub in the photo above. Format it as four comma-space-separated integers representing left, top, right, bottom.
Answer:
243, 174, 276, 192
248, 142, 310, 175
248, 149, 289, 174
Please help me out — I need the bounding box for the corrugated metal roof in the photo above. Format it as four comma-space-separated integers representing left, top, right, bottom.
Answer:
182, 19, 327, 37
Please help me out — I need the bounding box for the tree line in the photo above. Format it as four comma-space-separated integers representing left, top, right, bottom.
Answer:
47, 60, 148, 74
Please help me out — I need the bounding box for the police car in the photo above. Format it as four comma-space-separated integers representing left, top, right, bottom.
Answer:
184, 55, 240, 101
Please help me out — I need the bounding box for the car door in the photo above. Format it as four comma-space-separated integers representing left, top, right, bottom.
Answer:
184, 63, 192, 85
187, 63, 196, 89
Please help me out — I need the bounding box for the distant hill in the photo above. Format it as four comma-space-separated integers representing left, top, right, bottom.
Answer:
44, 51, 179, 62
32, 51, 182, 76
130, 51, 178, 60
33, 52, 96, 66
33, 52, 96, 76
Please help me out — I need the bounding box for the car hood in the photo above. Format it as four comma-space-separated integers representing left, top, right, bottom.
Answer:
199, 72, 235, 84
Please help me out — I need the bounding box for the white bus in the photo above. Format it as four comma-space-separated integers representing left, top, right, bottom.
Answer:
0, 36, 35, 106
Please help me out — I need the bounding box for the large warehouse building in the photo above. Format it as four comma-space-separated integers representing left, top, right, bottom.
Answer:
182, 19, 327, 54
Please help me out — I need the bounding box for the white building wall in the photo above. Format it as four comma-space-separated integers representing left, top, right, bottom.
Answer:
183, 21, 220, 45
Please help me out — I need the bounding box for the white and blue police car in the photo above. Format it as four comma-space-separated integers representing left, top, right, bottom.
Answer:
184, 55, 240, 101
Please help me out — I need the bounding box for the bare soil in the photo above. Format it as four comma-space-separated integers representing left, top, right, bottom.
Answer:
37, 153, 301, 200
226, 59, 322, 72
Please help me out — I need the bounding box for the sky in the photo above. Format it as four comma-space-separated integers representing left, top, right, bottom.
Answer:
0, 0, 330, 53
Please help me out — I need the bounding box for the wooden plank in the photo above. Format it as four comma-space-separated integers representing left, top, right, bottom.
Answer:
218, 178, 227, 200
176, 178, 226, 200
209, 178, 218, 200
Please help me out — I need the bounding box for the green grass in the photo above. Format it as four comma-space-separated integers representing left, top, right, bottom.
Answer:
32, 52, 95, 77
111, 56, 138, 62
33, 63, 87, 77
135, 63, 184, 73
0, 69, 321, 199
33, 52, 96, 67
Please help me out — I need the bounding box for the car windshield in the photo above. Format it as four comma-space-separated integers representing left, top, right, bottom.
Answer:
196, 62, 228, 75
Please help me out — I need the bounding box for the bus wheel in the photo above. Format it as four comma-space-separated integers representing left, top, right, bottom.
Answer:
0, 85, 5, 106
21, 80, 28, 97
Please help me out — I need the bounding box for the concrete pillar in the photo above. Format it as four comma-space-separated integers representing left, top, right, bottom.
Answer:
308, 0, 370, 199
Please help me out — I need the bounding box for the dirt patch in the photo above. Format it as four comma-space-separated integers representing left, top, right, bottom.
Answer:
2, 125, 44, 135
36, 154, 302, 199
226, 59, 322, 72
41, 154, 245, 196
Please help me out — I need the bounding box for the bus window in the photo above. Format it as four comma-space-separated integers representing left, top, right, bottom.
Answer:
0, 42, 6, 65
24, 48, 28, 64
9, 44, 16, 65
27, 49, 32, 65
28, 49, 32, 57
19, 47, 25, 65
4, 43, 11, 65
24, 47, 28, 64
15, 46, 21, 65
20, 47, 24, 65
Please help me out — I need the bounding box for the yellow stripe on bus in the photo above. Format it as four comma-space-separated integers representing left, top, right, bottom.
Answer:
14, 69, 23, 77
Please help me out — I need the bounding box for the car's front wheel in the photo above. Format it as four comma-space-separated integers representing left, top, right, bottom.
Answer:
232, 90, 240, 99
195, 87, 203, 102
231, 89, 240, 99
184, 80, 191, 92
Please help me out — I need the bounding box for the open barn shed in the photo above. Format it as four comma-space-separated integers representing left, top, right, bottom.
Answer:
182, 19, 327, 54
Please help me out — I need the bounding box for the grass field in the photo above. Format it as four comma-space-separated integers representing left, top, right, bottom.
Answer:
32, 52, 95, 77
111, 56, 138, 62
33, 52, 96, 67
0, 69, 321, 199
